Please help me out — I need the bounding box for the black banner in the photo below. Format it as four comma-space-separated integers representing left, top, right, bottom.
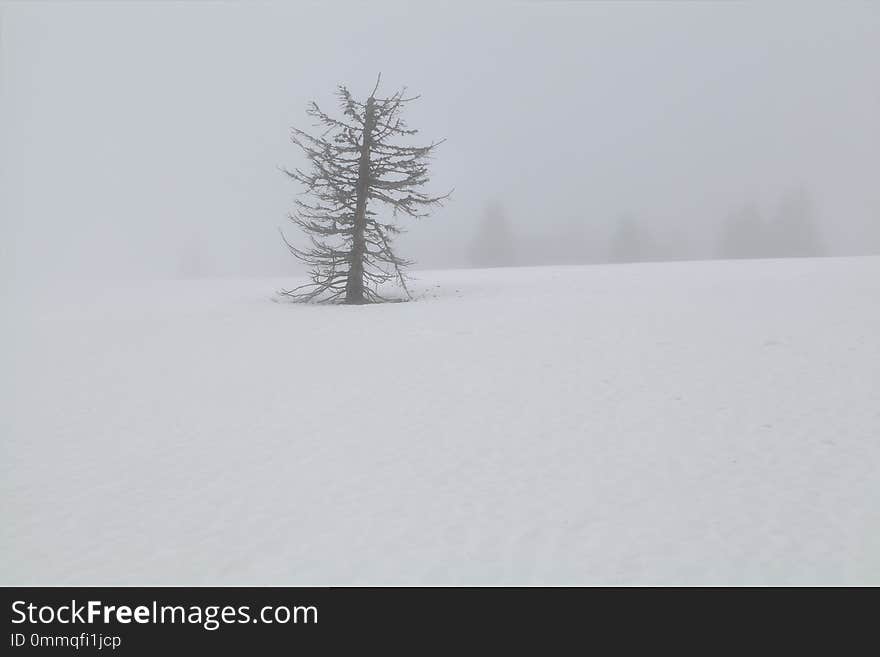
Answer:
0, 586, 856, 653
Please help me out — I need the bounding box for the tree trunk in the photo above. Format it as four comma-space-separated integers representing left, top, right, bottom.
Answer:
345, 96, 375, 304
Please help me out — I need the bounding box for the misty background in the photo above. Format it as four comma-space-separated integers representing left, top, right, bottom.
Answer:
2, 1, 878, 288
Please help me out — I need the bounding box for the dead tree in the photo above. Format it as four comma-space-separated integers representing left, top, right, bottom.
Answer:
280, 75, 449, 304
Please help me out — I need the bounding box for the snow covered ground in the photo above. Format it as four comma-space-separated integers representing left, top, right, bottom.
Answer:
2, 256, 879, 585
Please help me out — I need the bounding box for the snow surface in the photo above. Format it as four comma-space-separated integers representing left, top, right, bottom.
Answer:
2, 257, 879, 585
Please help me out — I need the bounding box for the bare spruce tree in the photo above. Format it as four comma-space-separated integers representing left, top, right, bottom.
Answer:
280, 75, 449, 304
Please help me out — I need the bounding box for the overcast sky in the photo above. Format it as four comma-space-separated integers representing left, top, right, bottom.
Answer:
2, 1, 878, 285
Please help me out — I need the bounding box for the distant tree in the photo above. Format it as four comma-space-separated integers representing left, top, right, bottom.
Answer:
177, 234, 206, 279
717, 203, 766, 259
610, 213, 643, 263
281, 75, 450, 303
469, 201, 516, 267
768, 187, 824, 257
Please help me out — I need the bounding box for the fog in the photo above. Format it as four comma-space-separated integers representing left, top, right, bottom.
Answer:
2, 1, 879, 287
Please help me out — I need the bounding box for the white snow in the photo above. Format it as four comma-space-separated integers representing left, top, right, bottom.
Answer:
2, 257, 879, 585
